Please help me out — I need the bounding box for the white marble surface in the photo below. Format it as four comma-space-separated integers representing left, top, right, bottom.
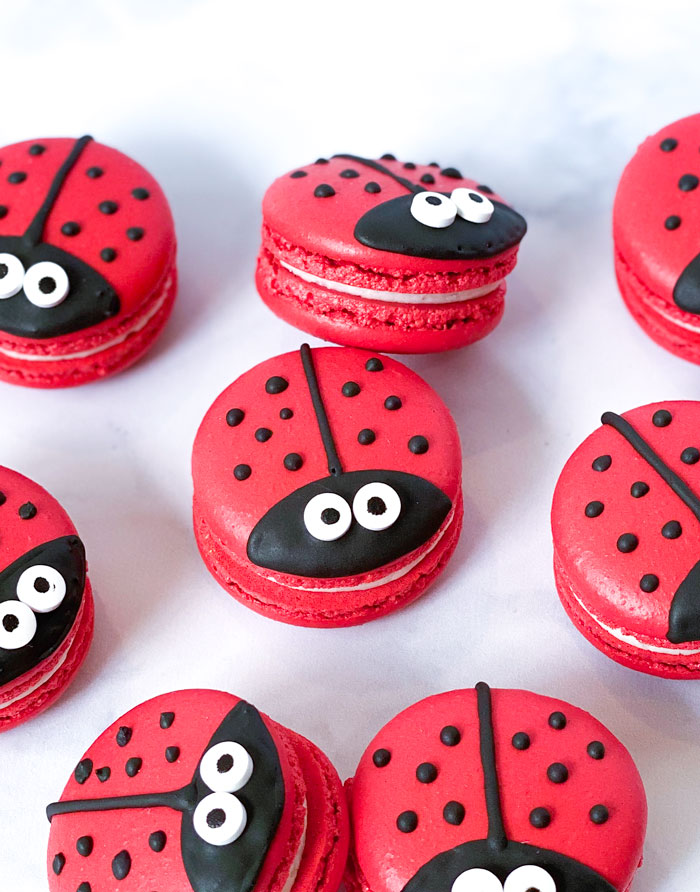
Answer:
2, 0, 700, 887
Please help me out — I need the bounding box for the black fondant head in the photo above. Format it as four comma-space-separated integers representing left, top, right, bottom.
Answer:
668, 558, 700, 643
673, 253, 700, 314
0, 536, 85, 686
246, 469, 452, 577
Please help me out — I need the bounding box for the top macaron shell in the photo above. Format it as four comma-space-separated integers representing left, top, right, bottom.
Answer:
349, 688, 646, 892
0, 137, 175, 343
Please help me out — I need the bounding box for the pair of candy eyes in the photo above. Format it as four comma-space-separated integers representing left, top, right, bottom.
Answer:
0, 565, 67, 650
304, 482, 401, 541
411, 188, 495, 229
194, 740, 254, 847
453, 866, 556, 892
0, 254, 69, 308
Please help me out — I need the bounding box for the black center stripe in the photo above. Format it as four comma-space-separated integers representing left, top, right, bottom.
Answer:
300, 343, 343, 477
475, 682, 507, 852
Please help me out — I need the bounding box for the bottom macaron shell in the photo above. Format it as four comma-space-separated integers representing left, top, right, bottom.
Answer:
555, 550, 700, 679
194, 494, 463, 628
0, 263, 176, 387
0, 579, 94, 731
256, 251, 505, 354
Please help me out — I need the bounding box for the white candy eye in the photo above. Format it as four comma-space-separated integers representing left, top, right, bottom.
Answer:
193, 792, 247, 846
304, 492, 352, 541
0, 254, 25, 299
23, 261, 69, 308
0, 601, 37, 650
200, 741, 254, 793
503, 865, 556, 892
352, 482, 401, 531
16, 565, 66, 613
451, 188, 495, 224
411, 191, 457, 228
452, 868, 503, 892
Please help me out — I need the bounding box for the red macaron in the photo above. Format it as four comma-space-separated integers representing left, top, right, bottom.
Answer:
0, 466, 92, 731
0, 136, 176, 387
46, 689, 349, 892
192, 344, 463, 627
346, 683, 647, 892
552, 400, 700, 677
614, 114, 700, 363
257, 154, 526, 353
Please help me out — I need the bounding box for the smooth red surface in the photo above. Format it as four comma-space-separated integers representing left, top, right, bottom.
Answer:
348, 688, 646, 892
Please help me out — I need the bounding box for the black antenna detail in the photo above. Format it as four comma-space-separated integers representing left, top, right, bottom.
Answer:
23, 135, 94, 247
333, 154, 425, 194
475, 681, 507, 852
300, 343, 343, 476
47, 783, 196, 822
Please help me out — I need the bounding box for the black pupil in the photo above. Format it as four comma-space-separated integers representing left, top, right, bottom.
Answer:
469, 192, 484, 203
0, 263, 7, 279
367, 497, 386, 516
207, 808, 226, 829
34, 577, 50, 593
217, 754, 234, 774
39, 276, 56, 294
426, 195, 442, 206
321, 507, 341, 525
2, 614, 19, 633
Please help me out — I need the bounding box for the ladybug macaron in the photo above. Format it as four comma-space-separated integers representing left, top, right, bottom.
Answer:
552, 400, 700, 678
192, 344, 463, 627
257, 154, 527, 354
614, 114, 700, 364
0, 466, 92, 731
346, 684, 647, 892
47, 690, 349, 892
0, 135, 176, 387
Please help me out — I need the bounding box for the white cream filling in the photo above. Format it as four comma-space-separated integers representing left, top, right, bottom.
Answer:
0, 272, 174, 362
281, 803, 308, 892
280, 260, 503, 305
650, 301, 700, 334
0, 647, 70, 709
266, 507, 454, 593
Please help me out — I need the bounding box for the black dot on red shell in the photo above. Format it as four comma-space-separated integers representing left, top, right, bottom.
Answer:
116, 726, 133, 747
280, 408, 293, 420
255, 427, 273, 442
8, 171, 27, 184
96, 766, 111, 782
380, 153, 396, 161
585, 500, 604, 518
587, 740, 605, 760
165, 746, 180, 763
75, 759, 93, 784
132, 187, 150, 200
315, 158, 329, 165
126, 226, 145, 241
358, 429, 376, 445
76, 835, 94, 856
384, 395, 402, 410
314, 184, 335, 198
662, 520, 682, 539
640, 574, 660, 593
266, 375, 289, 394
403, 162, 416, 170
679, 173, 699, 192
408, 435, 429, 454
86, 166, 103, 178
441, 167, 462, 178
0, 491, 6, 505
548, 711, 567, 730
421, 173, 435, 184
681, 447, 700, 464
77, 883, 91, 892
416, 762, 438, 784
28, 143, 45, 155
665, 215, 682, 230
284, 453, 303, 471
149, 830, 167, 852
440, 725, 461, 746
443, 801, 465, 825
653, 409, 672, 427
661, 137, 678, 152
631, 481, 650, 498
160, 711, 175, 729
342, 381, 361, 397
290, 171, 307, 178
61, 221, 81, 236
18, 502, 37, 520
366, 357, 384, 371
226, 408, 245, 427
547, 762, 569, 784
589, 804, 609, 824
52, 853, 65, 875
112, 850, 132, 880
365, 182, 381, 193
99, 200, 119, 215
617, 533, 639, 553
397, 811, 418, 833
592, 455, 612, 472
477, 184, 494, 194
530, 807, 551, 828
234, 464, 252, 481
340, 168, 359, 178
125, 757, 142, 777
0, 206, 7, 219
512, 732, 531, 751
373, 748, 391, 768
101, 247, 117, 262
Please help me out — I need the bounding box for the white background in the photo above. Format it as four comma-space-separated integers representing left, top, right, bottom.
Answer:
1, 0, 699, 887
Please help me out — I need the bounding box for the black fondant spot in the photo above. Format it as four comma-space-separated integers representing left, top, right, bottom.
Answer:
662, 520, 682, 539
365, 182, 381, 193
443, 801, 465, 825
380, 154, 396, 161
340, 169, 359, 178
653, 409, 672, 427
342, 381, 361, 397
592, 455, 612, 472
255, 427, 273, 442
77, 883, 91, 892
112, 850, 131, 880
314, 184, 335, 198
512, 732, 530, 750
681, 447, 700, 464
421, 174, 435, 184
280, 408, 293, 420
477, 184, 494, 194
548, 711, 567, 730
358, 428, 376, 445
585, 501, 604, 518
149, 830, 167, 852
530, 807, 551, 828
227, 408, 245, 427
0, 491, 5, 505
234, 464, 252, 481
679, 174, 699, 192
404, 162, 416, 170
126, 226, 144, 241
86, 166, 103, 178
366, 358, 384, 371
61, 221, 81, 236
98, 200, 118, 215
587, 741, 605, 760
408, 435, 429, 454
284, 453, 303, 471
18, 502, 37, 519
661, 138, 678, 152
397, 810, 418, 833
0, 206, 7, 219
96, 767, 111, 782
547, 762, 569, 784
8, 171, 27, 184
440, 725, 461, 746
640, 574, 660, 593
52, 853, 65, 875
132, 187, 149, 200
160, 711, 175, 729
416, 762, 438, 784
384, 396, 402, 410
28, 144, 46, 155
125, 757, 142, 777
373, 748, 391, 767
290, 171, 307, 179
265, 376, 288, 394
441, 167, 462, 178
165, 746, 180, 763
116, 726, 133, 747
665, 215, 682, 230
631, 481, 649, 498
617, 533, 639, 553
100, 247, 117, 262
589, 805, 609, 824
75, 759, 93, 785
76, 835, 93, 856
315, 158, 329, 165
